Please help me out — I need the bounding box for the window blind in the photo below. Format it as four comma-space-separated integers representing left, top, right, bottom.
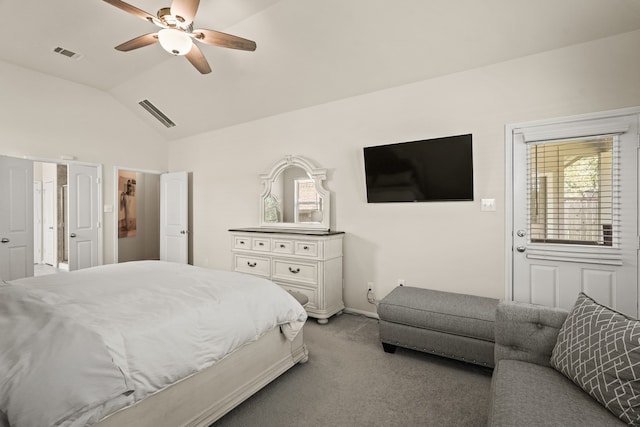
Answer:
527, 136, 619, 247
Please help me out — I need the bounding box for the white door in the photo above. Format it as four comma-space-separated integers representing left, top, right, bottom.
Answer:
68, 164, 100, 271
510, 111, 639, 317
0, 156, 34, 281
33, 181, 43, 264
160, 171, 188, 263
42, 180, 55, 265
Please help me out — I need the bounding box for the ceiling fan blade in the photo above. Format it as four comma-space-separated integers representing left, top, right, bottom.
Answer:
185, 44, 212, 74
193, 29, 257, 51
115, 33, 159, 51
170, 0, 200, 26
102, 0, 156, 23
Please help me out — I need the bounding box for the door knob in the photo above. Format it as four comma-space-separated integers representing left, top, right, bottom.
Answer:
516, 230, 526, 237
70, 233, 77, 238
1, 238, 9, 243
516, 246, 526, 253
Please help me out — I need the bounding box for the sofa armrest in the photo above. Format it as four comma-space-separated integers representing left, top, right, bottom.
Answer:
494, 301, 568, 367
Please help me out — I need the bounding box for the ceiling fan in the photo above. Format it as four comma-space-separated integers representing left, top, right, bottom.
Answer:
102, 0, 257, 74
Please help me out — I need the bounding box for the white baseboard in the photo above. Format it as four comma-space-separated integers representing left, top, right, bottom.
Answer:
343, 307, 379, 320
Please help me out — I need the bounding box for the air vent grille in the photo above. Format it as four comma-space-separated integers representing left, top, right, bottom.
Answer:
138, 99, 176, 128
53, 46, 82, 60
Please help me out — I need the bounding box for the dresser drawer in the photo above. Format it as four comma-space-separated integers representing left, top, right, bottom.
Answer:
230, 229, 344, 324
233, 236, 252, 250
277, 283, 317, 309
272, 259, 317, 286
234, 254, 270, 276
272, 239, 293, 254
252, 237, 271, 252
294, 241, 318, 257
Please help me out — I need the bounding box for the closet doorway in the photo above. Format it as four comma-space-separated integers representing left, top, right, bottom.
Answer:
114, 168, 189, 264
115, 168, 161, 263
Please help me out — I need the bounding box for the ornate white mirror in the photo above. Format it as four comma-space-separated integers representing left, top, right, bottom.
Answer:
259, 155, 331, 231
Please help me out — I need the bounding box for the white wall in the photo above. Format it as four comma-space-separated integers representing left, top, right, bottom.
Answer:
167, 30, 640, 316
0, 60, 169, 264
2, 30, 639, 315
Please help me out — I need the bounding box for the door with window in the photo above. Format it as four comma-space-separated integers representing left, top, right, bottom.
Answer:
511, 111, 639, 317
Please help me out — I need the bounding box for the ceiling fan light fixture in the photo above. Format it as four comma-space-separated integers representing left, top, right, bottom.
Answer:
158, 28, 192, 56
104, 0, 257, 73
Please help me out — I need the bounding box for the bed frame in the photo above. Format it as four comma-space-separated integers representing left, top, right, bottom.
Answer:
95, 326, 308, 427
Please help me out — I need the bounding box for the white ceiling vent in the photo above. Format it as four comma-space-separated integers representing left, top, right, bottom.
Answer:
139, 99, 176, 128
53, 46, 83, 60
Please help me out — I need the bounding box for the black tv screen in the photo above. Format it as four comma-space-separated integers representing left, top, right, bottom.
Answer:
363, 134, 474, 203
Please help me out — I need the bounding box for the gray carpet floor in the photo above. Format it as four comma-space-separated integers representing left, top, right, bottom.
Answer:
214, 313, 493, 427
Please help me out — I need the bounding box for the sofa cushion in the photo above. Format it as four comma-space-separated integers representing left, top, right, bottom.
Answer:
377, 286, 498, 342
489, 360, 625, 426
551, 293, 640, 425
494, 301, 567, 367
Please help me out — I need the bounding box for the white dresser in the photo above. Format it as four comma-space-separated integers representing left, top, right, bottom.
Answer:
229, 228, 344, 324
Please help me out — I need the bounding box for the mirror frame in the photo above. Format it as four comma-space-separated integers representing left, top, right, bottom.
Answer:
259, 155, 331, 231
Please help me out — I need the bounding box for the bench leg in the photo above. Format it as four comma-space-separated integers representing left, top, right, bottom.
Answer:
382, 342, 397, 354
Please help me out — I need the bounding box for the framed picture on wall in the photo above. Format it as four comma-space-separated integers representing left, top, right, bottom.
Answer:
118, 171, 137, 238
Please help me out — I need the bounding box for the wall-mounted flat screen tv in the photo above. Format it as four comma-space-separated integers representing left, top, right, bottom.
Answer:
363, 134, 473, 203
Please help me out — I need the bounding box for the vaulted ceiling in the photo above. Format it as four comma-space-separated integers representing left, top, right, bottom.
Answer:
2, 0, 640, 141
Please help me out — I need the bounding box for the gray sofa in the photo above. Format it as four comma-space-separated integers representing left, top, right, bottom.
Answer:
489, 301, 625, 426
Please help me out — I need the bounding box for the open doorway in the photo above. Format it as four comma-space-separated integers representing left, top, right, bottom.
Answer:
1, 156, 101, 280
33, 162, 69, 274
115, 168, 161, 263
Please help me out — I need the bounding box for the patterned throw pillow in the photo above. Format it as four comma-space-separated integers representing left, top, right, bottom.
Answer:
551, 293, 640, 425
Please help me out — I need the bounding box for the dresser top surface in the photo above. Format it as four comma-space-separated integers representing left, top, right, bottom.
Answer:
229, 227, 344, 236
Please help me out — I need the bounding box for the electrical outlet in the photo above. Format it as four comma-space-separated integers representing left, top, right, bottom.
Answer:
398, 279, 405, 286
366, 284, 376, 304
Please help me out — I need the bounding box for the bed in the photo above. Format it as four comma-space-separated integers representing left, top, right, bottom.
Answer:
0, 261, 308, 427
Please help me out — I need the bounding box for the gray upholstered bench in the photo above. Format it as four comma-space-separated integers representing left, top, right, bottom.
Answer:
377, 286, 499, 367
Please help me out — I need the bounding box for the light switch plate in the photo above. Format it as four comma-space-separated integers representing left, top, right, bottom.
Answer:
481, 198, 496, 211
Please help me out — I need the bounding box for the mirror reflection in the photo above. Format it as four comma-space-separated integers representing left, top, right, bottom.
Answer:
263, 166, 323, 224
259, 155, 330, 230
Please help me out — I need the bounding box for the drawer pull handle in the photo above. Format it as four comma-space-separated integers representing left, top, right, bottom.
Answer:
288, 267, 300, 274
280, 244, 286, 248
239, 241, 246, 245
303, 246, 309, 250
258, 242, 264, 246
247, 262, 257, 267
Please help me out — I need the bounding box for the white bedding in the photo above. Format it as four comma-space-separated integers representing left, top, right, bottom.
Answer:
0, 261, 307, 427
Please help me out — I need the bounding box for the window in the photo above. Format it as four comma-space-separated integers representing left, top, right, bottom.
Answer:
528, 136, 616, 246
